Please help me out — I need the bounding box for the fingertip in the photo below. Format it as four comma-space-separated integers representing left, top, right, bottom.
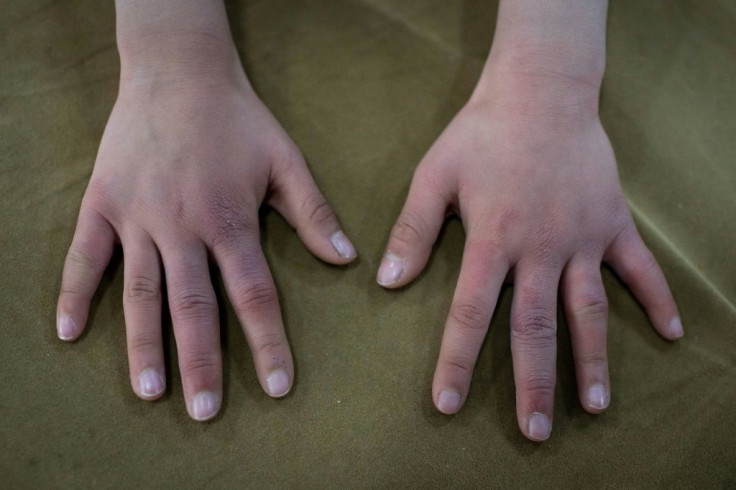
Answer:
667, 316, 684, 340
136, 368, 166, 401
436, 389, 463, 414
329, 230, 357, 262
376, 252, 405, 288
584, 383, 610, 414
188, 391, 221, 422
525, 413, 552, 442
265, 369, 291, 398
56, 314, 79, 341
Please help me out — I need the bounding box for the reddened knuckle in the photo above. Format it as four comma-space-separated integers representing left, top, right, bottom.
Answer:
579, 351, 607, 367
125, 274, 161, 303
522, 373, 556, 397
205, 193, 255, 251
67, 247, 97, 270
392, 211, 428, 245
271, 140, 303, 172
171, 289, 217, 317
302, 191, 336, 227
443, 355, 474, 375
639, 250, 660, 277
180, 349, 219, 374
235, 280, 277, 312
572, 293, 608, 319
253, 331, 286, 356
449, 298, 488, 333
512, 308, 557, 341
128, 331, 159, 352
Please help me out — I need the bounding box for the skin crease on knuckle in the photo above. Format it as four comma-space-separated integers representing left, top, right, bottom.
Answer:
392, 210, 430, 246
125, 274, 161, 304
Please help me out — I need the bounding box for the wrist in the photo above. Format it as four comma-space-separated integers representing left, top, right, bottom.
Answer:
115, 0, 248, 93
118, 31, 246, 90
471, 46, 604, 120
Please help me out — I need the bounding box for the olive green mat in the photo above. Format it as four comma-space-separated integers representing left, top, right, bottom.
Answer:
1, 0, 734, 487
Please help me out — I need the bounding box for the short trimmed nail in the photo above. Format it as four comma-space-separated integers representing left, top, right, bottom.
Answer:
190, 391, 219, 421
527, 413, 551, 441
138, 369, 165, 398
330, 231, 357, 259
437, 390, 462, 414
586, 384, 609, 411
57, 315, 77, 340
669, 317, 684, 338
377, 253, 404, 286
266, 370, 291, 397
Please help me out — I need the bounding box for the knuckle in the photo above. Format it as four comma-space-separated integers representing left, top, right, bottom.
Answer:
578, 351, 607, 367
234, 280, 277, 313
391, 211, 428, 246
180, 348, 219, 375
125, 274, 161, 304
171, 289, 217, 318
448, 297, 489, 334
271, 140, 303, 174
638, 250, 660, 277
442, 355, 475, 375
66, 247, 97, 271
205, 193, 255, 251
302, 191, 336, 227
512, 308, 557, 342
128, 330, 160, 352
572, 294, 608, 320
521, 372, 556, 398
253, 331, 286, 356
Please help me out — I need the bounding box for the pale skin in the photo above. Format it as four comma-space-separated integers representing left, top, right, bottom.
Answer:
57, 0, 682, 440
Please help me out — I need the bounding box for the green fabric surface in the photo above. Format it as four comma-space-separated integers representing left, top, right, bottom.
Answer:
1, 0, 735, 487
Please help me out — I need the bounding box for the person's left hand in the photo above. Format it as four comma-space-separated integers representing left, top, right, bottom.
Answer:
376, 72, 682, 441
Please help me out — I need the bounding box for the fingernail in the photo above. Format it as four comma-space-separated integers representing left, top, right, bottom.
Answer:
57, 315, 77, 340
138, 369, 165, 398
527, 413, 551, 441
189, 391, 219, 421
330, 230, 357, 259
377, 253, 404, 286
669, 316, 684, 338
586, 384, 609, 411
266, 369, 291, 397
437, 390, 462, 414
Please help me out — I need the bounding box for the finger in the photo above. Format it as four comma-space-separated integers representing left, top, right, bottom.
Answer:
605, 224, 683, 340
211, 223, 294, 398
161, 241, 222, 422
432, 239, 509, 414
57, 206, 116, 341
376, 167, 450, 288
510, 264, 561, 442
561, 256, 610, 414
122, 230, 165, 401
268, 147, 357, 264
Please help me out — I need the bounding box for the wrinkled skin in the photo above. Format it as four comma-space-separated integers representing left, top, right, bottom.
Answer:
56, 78, 356, 421
377, 81, 682, 441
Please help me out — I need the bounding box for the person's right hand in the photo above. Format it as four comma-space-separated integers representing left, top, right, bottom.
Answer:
56, 43, 356, 421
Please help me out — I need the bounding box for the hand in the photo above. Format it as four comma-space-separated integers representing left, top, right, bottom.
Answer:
56, 65, 356, 421
377, 73, 682, 441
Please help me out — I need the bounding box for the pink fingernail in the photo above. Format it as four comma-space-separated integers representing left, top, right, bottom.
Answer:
437, 390, 462, 414
57, 315, 77, 340
330, 231, 357, 259
377, 253, 404, 286
138, 369, 165, 398
189, 391, 219, 421
528, 413, 551, 441
266, 370, 291, 397
669, 317, 684, 338
586, 384, 609, 411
